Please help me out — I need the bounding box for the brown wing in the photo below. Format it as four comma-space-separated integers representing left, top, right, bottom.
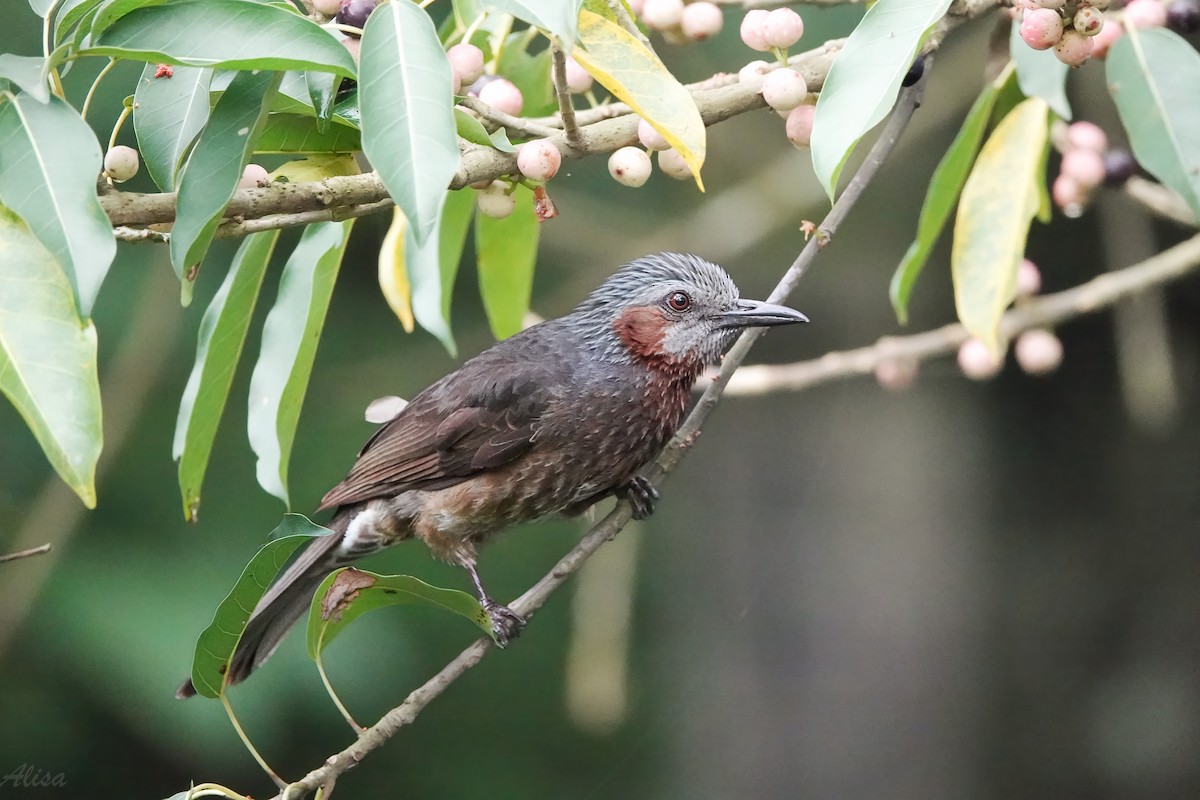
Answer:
316, 361, 561, 511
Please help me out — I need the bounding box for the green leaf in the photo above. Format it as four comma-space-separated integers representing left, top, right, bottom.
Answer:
359, 0, 460, 244
88, 0, 171, 39
133, 63, 212, 191
496, 33, 556, 117
0, 205, 101, 508
85, 0, 357, 77
174, 230, 280, 522
306, 568, 494, 660
405, 203, 457, 356
54, 0, 106, 44
0, 94, 115, 318
306, 69, 338, 130
454, 107, 517, 152
572, 9, 705, 187
440, 187, 475, 321
1107, 28, 1200, 220
952, 97, 1048, 356
811, 0, 953, 199
890, 65, 1010, 323
476, 184, 538, 340
187, 514, 332, 698
170, 68, 280, 305
1009, 24, 1070, 120
481, 0, 583, 48
0, 55, 50, 102
255, 113, 361, 153
248, 220, 354, 507
268, 153, 359, 183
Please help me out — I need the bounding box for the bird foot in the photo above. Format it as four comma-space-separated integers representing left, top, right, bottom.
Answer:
484, 601, 526, 648
620, 476, 660, 520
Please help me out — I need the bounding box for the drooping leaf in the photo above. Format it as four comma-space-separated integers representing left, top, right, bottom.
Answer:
480, 0, 583, 48
1009, 24, 1070, 120
952, 97, 1048, 356
170, 68, 280, 305
247, 220, 354, 507
174, 230, 280, 522
890, 65, 1011, 323
811, 0, 953, 199
255, 113, 361, 153
439, 188, 475, 321
306, 69, 338, 130
572, 9, 705, 188
476, 184, 538, 340
54, 0, 106, 44
405, 201, 457, 356
359, 0, 460, 244
454, 107, 517, 152
0, 55, 50, 102
0, 94, 115, 317
379, 207, 415, 332
268, 153, 359, 183
133, 63, 212, 191
1107, 28, 1200, 219
0, 204, 101, 508
186, 514, 332, 698
85, 0, 357, 77
306, 568, 494, 660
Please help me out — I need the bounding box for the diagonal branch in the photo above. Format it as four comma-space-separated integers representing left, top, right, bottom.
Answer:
551, 43, 585, 155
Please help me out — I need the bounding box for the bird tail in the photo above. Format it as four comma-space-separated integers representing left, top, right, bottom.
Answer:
175, 511, 353, 699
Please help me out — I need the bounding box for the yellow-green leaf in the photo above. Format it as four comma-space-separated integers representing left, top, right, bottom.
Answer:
379, 207, 415, 332
571, 9, 705, 189
268, 153, 359, 183
952, 97, 1049, 357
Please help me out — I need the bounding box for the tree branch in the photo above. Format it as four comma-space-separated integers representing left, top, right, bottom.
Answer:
551, 44, 585, 154
0, 543, 52, 564
278, 66, 927, 800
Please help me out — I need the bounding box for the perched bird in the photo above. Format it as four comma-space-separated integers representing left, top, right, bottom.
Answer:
176, 253, 807, 698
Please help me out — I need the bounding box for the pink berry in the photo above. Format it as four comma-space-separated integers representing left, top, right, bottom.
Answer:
608, 146, 652, 187
874, 357, 919, 392
104, 145, 139, 182
447, 43, 485, 86
479, 78, 523, 116
785, 104, 816, 149
516, 139, 562, 182
1020, 8, 1065, 49
681, 1, 723, 40
658, 148, 692, 180
1091, 18, 1123, 56
1124, 0, 1167, 27
1015, 329, 1063, 375
341, 36, 361, 63
628, 0, 645, 13
763, 8, 804, 49
737, 60, 772, 90
761, 68, 808, 112
641, 0, 684, 30
1061, 148, 1106, 189
476, 181, 515, 218
238, 163, 269, 189
1034, 0, 1065, 8
740, 9, 771, 51
637, 118, 670, 151
1054, 29, 1093, 65
1066, 121, 1107, 153
958, 338, 1003, 381
1073, 6, 1105, 34
1052, 174, 1085, 216
313, 0, 341, 14
1016, 259, 1042, 298
564, 57, 593, 94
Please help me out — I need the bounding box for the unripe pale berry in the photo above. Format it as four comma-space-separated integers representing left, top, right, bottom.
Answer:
1052, 174, 1085, 216
238, 163, 270, 189
447, 43, 485, 86
341, 36, 361, 63
737, 60, 772, 90
681, 1, 723, 40
564, 57, 593, 94
641, 0, 684, 30
739, 9, 771, 51
1066, 121, 1107, 153
608, 146, 653, 187
1061, 148, 1106, 189
1074, 6, 1105, 34
1020, 8, 1065, 50
1015, 329, 1063, 375
1054, 29, 1094, 66
1016, 258, 1042, 298
637, 118, 670, 151
763, 8, 804, 49
313, 0, 342, 14
958, 338, 1003, 381
658, 148, 692, 180
476, 181, 516, 218
1083, 0, 1110, 10
761, 68, 808, 112
1124, 0, 1167, 27
1090, 19, 1123, 56
478, 78, 523, 116
628, 0, 646, 14
874, 357, 919, 392
785, 104, 816, 149
103, 145, 139, 182
516, 139, 561, 182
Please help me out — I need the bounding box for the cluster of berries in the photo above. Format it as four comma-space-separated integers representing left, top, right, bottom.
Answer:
734, 8, 815, 150
1051, 121, 1137, 216
1016, 0, 1111, 66
630, 0, 725, 43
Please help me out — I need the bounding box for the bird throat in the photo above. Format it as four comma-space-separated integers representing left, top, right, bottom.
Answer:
612, 306, 703, 431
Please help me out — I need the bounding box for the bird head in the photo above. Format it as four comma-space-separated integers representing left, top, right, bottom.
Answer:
573, 253, 808, 369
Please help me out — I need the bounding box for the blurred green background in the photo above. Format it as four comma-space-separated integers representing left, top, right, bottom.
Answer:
3, 6, 1200, 799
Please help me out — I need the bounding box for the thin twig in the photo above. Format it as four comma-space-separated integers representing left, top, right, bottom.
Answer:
606, 0, 653, 48
278, 68, 927, 800
1123, 176, 1197, 227
0, 543, 52, 564
551, 44, 585, 154
459, 97, 560, 140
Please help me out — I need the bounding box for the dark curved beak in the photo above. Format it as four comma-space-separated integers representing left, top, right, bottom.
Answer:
717, 299, 809, 329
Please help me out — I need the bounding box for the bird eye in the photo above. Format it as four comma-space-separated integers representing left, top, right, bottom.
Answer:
665, 291, 691, 312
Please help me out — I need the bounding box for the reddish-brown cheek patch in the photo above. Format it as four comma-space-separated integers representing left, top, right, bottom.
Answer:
613, 306, 668, 359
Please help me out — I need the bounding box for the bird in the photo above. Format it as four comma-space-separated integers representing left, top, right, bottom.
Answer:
176, 252, 807, 698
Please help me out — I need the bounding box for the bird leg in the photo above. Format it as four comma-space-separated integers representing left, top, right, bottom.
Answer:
619, 475, 660, 520
464, 559, 525, 647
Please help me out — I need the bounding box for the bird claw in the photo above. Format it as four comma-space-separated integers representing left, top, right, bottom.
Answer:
484, 601, 526, 648
621, 476, 660, 520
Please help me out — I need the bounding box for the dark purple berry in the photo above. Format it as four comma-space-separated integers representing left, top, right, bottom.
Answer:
336, 0, 376, 32
1103, 149, 1137, 185
902, 55, 926, 87
1167, 0, 1200, 31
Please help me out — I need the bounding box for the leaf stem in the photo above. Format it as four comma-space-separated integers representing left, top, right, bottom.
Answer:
81, 59, 118, 122
106, 104, 131, 153
219, 692, 286, 789
315, 650, 364, 732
